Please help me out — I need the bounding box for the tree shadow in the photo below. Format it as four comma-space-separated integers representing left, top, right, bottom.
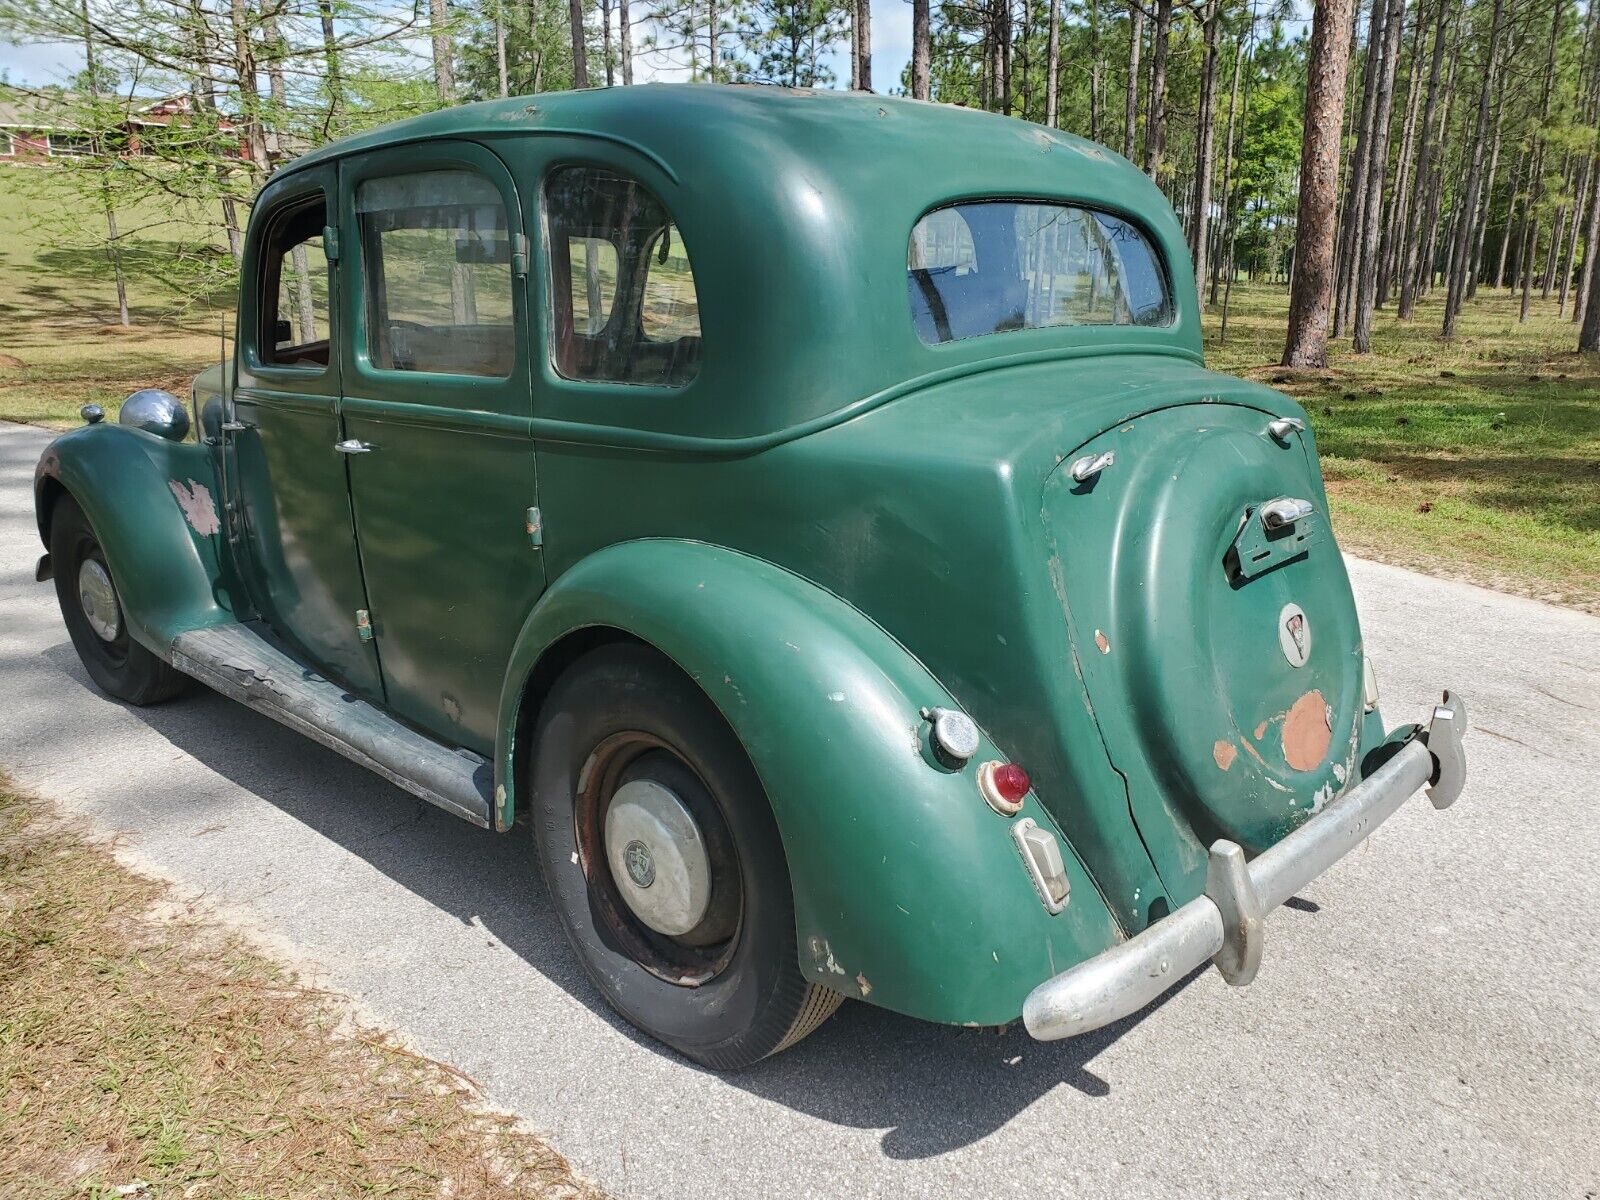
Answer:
35, 638, 1201, 1159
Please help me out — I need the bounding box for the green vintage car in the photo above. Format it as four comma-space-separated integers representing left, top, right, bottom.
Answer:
34, 85, 1467, 1069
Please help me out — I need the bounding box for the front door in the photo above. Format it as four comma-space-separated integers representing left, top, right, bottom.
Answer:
335, 143, 545, 754
230, 165, 383, 698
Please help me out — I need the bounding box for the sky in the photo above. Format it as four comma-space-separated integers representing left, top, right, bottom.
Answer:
0, 2, 918, 94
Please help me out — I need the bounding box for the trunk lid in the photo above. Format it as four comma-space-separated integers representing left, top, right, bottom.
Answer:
1042, 397, 1365, 902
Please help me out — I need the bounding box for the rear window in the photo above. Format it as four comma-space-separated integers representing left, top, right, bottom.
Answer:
908, 202, 1171, 345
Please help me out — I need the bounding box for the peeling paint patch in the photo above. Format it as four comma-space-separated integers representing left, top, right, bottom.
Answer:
1332, 762, 1347, 784
1254, 720, 1269, 740
1095, 630, 1110, 654
1282, 689, 1334, 771
168, 478, 220, 536
856, 973, 872, 998
1213, 739, 1238, 771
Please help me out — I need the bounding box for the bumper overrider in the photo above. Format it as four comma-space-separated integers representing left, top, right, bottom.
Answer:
1023, 691, 1468, 1041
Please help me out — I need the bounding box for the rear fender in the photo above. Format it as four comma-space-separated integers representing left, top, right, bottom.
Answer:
35, 424, 234, 655
498, 539, 1124, 1026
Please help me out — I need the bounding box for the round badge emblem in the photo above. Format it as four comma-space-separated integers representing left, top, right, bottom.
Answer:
623, 839, 656, 888
1278, 602, 1311, 667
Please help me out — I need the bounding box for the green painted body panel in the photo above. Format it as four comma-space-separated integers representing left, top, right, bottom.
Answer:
499, 539, 1125, 1024
34, 424, 236, 653
35, 86, 1396, 1027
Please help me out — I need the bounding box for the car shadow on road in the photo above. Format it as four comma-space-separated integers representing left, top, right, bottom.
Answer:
39, 640, 1206, 1160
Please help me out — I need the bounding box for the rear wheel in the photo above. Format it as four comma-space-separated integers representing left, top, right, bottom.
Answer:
530, 643, 841, 1069
49, 495, 188, 705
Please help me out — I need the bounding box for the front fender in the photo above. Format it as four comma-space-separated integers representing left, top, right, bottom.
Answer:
498, 539, 1123, 1026
35, 424, 234, 655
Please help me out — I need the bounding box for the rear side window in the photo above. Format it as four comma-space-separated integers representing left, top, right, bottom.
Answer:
544, 166, 701, 387
356, 169, 515, 378
258, 198, 331, 369
908, 202, 1171, 344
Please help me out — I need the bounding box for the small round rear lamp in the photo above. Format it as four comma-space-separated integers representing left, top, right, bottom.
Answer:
978, 760, 1031, 816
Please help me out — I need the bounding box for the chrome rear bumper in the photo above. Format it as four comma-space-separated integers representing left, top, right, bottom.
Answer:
1023, 691, 1468, 1041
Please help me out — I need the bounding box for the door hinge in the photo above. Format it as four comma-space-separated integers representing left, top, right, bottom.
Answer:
525, 506, 543, 549
323, 224, 340, 261
356, 608, 374, 642
511, 231, 530, 278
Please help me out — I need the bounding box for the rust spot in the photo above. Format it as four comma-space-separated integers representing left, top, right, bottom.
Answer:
1282, 689, 1334, 772
856, 972, 873, 998
1213, 740, 1238, 771
1095, 630, 1110, 654
167, 478, 220, 536
1254, 720, 1269, 740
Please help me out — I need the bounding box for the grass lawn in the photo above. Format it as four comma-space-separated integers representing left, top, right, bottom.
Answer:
2, 166, 1595, 609
0, 776, 598, 1198
1209, 281, 1599, 612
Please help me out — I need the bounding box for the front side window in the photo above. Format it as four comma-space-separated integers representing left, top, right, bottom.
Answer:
908, 202, 1171, 345
545, 166, 701, 387
258, 198, 331, 369
356, 169, 515, 378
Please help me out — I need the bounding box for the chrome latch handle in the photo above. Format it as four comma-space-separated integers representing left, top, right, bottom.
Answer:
334, 439, 375, 454
1267, 416, 1306, 441
1259, 497, 1314, 531
1069, 450, 1115, 483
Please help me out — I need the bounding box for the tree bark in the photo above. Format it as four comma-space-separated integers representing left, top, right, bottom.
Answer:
569, 0, 589, 87
1443, 0, 1503, 338
1284, 0, 1357, 367
1124, 1, 1143, 159
1520, 0, 1564, 322
912, 0, 931, 99
1333, 0, 1387, 338
600, 0, 614, 85
1577, 150, 1600, 340
495, 0, 509, 96
1352, 0, 1405, 352
1143, 0, 1172, 179
430, 0, 455, 100
318, 0, 342, 122
1379, 1, 1426, 307
1189, 0, 1223, 308
1211, 11, 1251, 307
1045, 0, 1060, 125
620, 0, 633, 84
853, 0, 873, 90
1397, 0, 1449, 318
1468, 101, 1502, 300
1088, 0, 1102, 142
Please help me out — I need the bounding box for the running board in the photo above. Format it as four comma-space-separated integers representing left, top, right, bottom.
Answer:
168, 624, 494, 827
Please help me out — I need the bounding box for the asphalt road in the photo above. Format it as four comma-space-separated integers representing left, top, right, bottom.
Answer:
3, 417, 1597, 1198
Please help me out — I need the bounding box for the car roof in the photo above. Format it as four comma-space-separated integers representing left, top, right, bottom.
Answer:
268, 86, 1200, 452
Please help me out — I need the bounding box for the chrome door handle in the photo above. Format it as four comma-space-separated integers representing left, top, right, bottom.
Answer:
1259, 497, 1315, 531
334, 439, 375, 454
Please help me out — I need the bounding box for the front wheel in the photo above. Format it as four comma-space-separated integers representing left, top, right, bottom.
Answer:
530, 643, 841, 1069
49, 494, 188, 706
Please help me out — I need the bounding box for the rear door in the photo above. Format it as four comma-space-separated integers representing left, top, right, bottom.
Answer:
335, 142, 545, 754
230, 165, 383, 697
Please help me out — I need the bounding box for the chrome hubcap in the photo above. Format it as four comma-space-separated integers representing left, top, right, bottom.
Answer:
604, 778, 712, 937
77, 559, 121, 643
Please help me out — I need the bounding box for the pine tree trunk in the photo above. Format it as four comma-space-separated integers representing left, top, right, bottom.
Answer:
853, 0, 873, 89
1444, 0, 1503, 338
1576, 151, 1600, 336
1089, 0, 1103, 142
1046, 0, 1061, 125
620, 0, 633, 84
1189, 0, 1223, 308
1521, 0, 1564, 321
1497, 149, 1524, 289
1468, 103, 1502, 300
1211, 15, 1250, 307
1284, 0, 1357, 367
318, 0, 342, 121
1125, 1, 1144, 159
709, 0, 720, 79
913, 0, 931, 99
430, 0, 456, 100
1379, 3, 1426, 308
79, 0, 129, 327
1397, 0, 1448, 319
600, 0, 614, 85
1417, 7, 1463, 301
1144, 0, 1172, 179
495, 0, 509, 96
1334, 0, 1388, 338
1352, 0, 1404, 353
569, 0, 589, 87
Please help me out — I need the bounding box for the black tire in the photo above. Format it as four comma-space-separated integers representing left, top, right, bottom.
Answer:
49, 494, 188, 706
531, 643, 841, 1069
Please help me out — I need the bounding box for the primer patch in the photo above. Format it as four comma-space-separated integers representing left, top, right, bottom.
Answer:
168, 479, 220, 537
